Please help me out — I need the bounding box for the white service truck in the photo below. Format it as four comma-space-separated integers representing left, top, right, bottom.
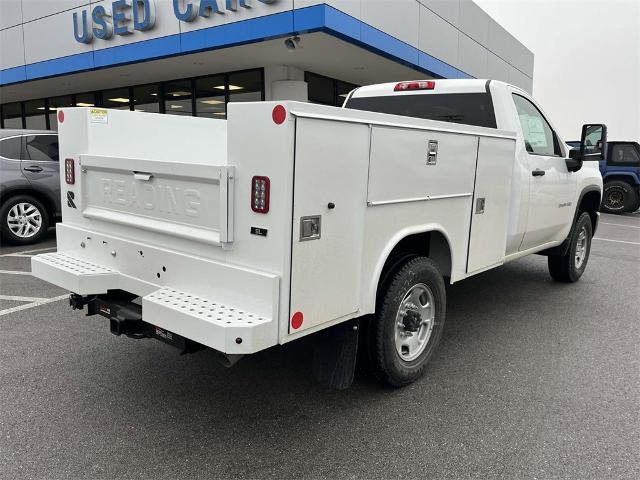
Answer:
32, 80, 606, 389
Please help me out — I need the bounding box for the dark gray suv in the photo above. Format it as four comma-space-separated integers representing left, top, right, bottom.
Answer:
0, 129, 60, 245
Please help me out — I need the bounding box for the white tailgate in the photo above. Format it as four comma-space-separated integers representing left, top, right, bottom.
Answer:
79, 155, 234, 245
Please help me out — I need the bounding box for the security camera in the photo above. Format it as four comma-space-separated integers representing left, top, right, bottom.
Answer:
285, 36, 301, 51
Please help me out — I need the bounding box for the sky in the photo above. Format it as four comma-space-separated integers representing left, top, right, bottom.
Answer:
474, 0, 640, 142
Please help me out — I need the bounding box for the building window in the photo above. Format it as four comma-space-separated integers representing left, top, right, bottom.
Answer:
103, 87, 132, 110
164, 80, 193, 116
24, 99, 47, 130
48, 95, 74, 130
1, 103, 23, 129
228, 70, 264, 103
75, 93, 97, 108
0, 68, 264, 127
195, 75, 226, 119
306, 72, 359, 107
133, 84, 160, 113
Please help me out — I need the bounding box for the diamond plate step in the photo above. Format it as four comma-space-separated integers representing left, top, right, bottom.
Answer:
31, 252, 119, 295
143, 288, 273, 354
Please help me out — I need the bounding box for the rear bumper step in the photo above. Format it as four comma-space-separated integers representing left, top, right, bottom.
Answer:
32, 252, 275, 354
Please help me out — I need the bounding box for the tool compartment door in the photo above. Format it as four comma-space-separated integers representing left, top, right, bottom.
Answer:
289, 118, 370, 333
467, 136, 516, 273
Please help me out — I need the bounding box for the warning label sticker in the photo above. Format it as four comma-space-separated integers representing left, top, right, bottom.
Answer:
90, 108, 108, 124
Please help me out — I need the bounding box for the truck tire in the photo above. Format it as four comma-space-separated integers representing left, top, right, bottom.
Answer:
368, 257, 446, 387
601, 180, 638, 214
548, 212, 593, 283
0, 195, 50, 246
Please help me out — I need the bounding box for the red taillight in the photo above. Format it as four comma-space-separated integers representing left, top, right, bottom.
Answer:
65, 158, 75, 185
394, 81, 436, 92
251, 176, 270, 213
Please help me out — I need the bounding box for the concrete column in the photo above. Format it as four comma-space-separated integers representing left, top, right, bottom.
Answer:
263, 65, 308, 102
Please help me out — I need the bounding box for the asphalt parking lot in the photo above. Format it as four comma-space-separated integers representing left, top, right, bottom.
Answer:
0, 213, 638, 480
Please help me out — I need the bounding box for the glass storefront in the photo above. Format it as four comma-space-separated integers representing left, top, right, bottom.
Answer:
1, 68, 358, 129
1, 68, 264, 130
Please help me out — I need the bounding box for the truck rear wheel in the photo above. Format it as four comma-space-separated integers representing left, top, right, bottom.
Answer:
548, 212, 593, 283
601, 180, 638, 214
368, 257, 446, 387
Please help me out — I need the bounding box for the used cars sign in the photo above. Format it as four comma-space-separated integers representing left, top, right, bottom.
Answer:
73, 0, 278, 44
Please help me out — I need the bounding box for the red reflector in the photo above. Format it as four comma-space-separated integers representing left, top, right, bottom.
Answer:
251, 176, 270, 214
394, 81, 436, 92
291, 312, 304, 330
272, 105, 286, 125
58, 110, 65, 124
65, 158, 75, 185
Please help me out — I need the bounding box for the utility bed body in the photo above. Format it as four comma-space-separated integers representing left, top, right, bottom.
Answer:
32, 80, 601, 356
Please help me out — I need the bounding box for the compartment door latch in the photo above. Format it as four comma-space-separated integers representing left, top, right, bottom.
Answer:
300, 215, 321, 241
427, 140, 438, 165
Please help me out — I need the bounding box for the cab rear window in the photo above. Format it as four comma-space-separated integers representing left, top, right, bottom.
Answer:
345, 93, 497, 128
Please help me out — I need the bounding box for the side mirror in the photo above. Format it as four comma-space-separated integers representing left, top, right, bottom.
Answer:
578, 124, 608, 161
565, 156, 583, 172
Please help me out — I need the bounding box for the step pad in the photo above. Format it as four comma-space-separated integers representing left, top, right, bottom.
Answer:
32, 252, 119, 294
143, 288, 273, 354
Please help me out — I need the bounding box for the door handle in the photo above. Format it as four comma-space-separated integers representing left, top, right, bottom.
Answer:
532, 169, 546, 177
23, 165, 43, 173
133, 171, 153, 181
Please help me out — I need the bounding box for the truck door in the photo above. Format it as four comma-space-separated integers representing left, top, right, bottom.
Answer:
511, 93, 576, 251
289, 117, 370, 333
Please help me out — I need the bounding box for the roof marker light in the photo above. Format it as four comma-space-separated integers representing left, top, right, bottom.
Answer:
394, 81, 436, 92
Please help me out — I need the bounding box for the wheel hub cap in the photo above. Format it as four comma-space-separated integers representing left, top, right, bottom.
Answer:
607, 189, 624, 208
6, 202, 42, 239
575, 226, 588, 269
394, 283, 435, 362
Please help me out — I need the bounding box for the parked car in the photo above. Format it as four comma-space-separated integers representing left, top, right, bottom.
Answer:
568, 139, 640, 214
0, 129, 60, 245
32, 80, 605, 389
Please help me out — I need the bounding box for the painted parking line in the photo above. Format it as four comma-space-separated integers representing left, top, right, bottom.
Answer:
0, 246, 56, 258
600, 222, 640, 229
593, 237, 640, 246
0, 270, 32, 275
0, 295, 47, 302
0, 294, 68, 317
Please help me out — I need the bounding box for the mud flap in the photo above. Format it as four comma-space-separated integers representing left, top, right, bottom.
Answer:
312, 320, 359, 390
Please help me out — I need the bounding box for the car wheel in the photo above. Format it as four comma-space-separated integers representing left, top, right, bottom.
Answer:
367, 256, 446, 387
548, 212, 593, 283
601, 180, 638, 214
0, 195, 50, 246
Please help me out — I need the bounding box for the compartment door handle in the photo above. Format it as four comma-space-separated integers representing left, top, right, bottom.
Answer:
133, 171, 153, 181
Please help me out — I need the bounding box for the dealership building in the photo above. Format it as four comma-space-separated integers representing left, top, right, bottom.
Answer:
0, 0, 533, 130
